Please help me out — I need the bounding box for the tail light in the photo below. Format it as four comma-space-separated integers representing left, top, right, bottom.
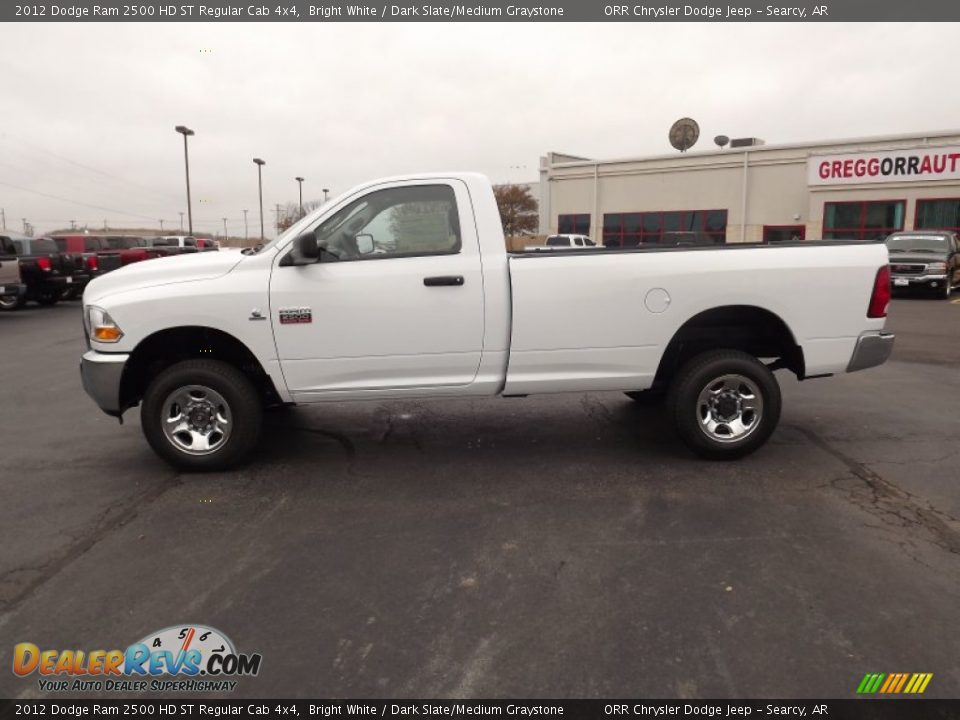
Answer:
37, 256, 52, 272
867, 265, 891, 318
86, 255, 99, 272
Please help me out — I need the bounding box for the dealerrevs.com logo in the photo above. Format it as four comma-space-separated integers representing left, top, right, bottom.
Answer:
13, 625, 262, 693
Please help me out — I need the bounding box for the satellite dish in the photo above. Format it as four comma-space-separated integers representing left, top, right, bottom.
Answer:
714, 135, 730, 149
669, 117, 700, 152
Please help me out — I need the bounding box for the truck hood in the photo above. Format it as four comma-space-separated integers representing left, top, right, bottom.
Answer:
83, 251, 244, 304
888, 250, 948, 265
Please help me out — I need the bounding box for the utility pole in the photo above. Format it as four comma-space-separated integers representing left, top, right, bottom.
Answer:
22, 218, 27, 233
253, 158, 266, 240
70, 220, 76, 230
243, 209, 248, 242
159, 219, 165, 231
222, 217, 228, 239
323, 188, 330, 203
295, 176, 304, 217
274, 203, 281, 237
179, 212, 184, 232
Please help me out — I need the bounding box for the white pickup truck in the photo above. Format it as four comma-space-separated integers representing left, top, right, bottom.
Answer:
80, 173, 894, 470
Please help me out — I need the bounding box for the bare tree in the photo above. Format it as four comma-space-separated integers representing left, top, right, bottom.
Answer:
277, 199, 324, 232
493, 184, 538, 239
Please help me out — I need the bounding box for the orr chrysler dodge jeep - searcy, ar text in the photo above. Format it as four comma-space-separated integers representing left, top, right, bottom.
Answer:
79, 173, 894, 471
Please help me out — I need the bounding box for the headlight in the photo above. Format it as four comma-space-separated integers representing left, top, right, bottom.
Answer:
927, 262, 947, 273
86, 306, 124, 343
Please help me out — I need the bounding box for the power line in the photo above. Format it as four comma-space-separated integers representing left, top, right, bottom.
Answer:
0, 132, 183, 203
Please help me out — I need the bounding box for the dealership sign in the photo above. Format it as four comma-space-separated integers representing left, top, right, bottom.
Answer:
808, 146, 960, 186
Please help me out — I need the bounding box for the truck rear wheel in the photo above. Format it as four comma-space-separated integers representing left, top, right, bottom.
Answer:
0, 295, 24, 311
141, 359, 263, 471
666, 350, 781, 460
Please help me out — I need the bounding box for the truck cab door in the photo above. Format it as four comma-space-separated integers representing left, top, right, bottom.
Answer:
270, 179, 485, 398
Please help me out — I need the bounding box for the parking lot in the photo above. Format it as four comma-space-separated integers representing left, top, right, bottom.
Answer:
1, 295, 958, 699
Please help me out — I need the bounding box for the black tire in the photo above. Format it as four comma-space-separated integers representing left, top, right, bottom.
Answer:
141, 359, 263, 471
666, 349, 781, 460
624, 389, 665, 406
36, 290, 61, 306
0, 295, 25, 311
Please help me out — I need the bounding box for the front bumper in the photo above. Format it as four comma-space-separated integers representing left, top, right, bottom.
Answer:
80, 350, 129, 416
847, 332, 895, 373
890, 273, 947, 288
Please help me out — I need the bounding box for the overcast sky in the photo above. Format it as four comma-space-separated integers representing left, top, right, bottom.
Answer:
1, 22, 958, 236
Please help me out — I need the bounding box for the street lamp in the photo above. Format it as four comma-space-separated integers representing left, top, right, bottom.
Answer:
322, 188, 329, 203
253, 158, 266, 240
295, 176, 304, 217
175, 125, 195, 235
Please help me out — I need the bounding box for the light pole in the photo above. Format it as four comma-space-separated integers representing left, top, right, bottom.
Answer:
179, 211, 184, 232
222, 217, 228, 239
243, 209, 249, 242
295, 176, 304, 217
323, 188, 329, 203
159, 219, 164, 232
175, 125, 195, 235
253, 158, 266, 240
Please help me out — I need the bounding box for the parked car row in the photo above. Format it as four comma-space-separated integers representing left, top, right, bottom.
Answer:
0, 231, 218, 310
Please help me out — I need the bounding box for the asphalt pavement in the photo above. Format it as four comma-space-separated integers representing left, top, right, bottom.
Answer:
0, 294, 958, 699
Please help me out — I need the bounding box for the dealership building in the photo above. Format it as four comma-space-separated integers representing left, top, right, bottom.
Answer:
537, 129, 960, 245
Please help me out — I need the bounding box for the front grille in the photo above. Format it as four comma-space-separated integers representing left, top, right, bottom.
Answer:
890, 264, 925, 275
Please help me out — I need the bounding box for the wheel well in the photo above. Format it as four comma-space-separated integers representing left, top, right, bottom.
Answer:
652, 306, 805, 389
119, 327, 281, 411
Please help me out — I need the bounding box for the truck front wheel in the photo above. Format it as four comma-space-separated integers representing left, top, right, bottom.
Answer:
141, 359, 263, 471
667, 350, 781, 460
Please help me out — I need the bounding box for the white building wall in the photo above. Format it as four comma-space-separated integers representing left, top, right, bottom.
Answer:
543, 130, 960, 243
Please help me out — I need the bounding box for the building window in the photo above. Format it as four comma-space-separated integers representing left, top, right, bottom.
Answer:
602, 210, 727, 247
763, 225, 805, 243
558, 214, 590, 235
823, 200, 904, 240
915, 198, 960, 233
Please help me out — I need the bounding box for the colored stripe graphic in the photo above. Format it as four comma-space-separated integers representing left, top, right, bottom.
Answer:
856, 672, 932, 694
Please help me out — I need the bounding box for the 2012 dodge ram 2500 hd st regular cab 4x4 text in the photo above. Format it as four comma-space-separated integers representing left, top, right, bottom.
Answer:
79, 173, 894, 471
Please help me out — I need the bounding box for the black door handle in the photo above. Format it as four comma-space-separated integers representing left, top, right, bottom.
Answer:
423, 275, 465, 287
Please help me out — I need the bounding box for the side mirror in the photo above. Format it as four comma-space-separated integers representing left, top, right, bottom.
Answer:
355, 233, 375, 255
281, 231, 319, 266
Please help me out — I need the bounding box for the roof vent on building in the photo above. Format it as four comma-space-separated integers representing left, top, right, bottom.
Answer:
729, 137, 765, 148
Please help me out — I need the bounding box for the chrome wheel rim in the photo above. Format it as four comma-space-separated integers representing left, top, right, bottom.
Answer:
160, 385, 232, 456
696, 374, 763, 444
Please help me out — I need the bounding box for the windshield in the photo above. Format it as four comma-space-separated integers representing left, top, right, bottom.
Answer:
886, 235, 948, 252
106, 237, 141, 249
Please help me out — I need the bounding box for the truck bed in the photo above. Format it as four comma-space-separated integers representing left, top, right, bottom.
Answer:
502, 240, 889, 395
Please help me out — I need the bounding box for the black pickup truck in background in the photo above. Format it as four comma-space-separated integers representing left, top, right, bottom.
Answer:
0, 234, 90, 310
885, 231, 960, 300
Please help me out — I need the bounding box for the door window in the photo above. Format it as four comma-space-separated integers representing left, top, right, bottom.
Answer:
313, 185, 461, 262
